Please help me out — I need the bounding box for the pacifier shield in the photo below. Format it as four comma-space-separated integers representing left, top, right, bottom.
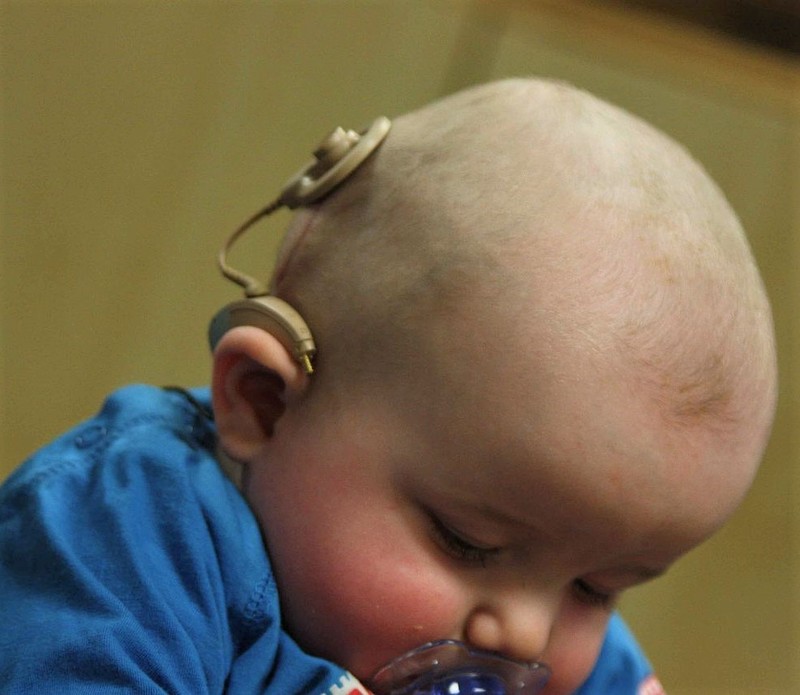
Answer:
370, 640, 550, 695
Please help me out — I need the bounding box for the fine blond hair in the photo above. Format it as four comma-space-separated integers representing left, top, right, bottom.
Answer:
272, 78, 776, 429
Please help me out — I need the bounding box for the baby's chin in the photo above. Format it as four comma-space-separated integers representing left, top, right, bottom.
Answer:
292, 632, 397, 686
342, 649, 398, 685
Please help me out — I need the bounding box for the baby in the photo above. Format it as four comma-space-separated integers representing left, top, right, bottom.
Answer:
0, 79, 776, 695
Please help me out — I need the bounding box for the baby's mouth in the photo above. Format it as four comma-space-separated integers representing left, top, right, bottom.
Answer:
369, 640, 550, 695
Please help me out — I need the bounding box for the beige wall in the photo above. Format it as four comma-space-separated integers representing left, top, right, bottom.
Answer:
2, 2, 798, 693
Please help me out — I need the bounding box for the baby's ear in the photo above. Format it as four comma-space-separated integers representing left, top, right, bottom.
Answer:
211, 326, 310, 463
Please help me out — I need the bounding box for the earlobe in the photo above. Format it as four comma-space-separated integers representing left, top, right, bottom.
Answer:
211, 326, 310, 463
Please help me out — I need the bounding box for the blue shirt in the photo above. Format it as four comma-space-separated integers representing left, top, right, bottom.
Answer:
0, 385, 661, 694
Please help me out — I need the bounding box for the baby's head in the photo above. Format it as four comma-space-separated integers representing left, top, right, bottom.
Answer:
212, 79, 776, 693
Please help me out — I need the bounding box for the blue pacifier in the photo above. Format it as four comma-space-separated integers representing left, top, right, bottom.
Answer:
370, 640, 551, 695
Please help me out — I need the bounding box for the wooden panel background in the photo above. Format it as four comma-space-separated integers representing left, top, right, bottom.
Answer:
2, 2, 798, 693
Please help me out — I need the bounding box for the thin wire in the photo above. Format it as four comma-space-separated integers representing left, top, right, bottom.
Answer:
217, 198, 283, 297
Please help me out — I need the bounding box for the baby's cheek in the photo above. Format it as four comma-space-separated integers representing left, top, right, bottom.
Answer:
540, 609, 609, 695
271, 502, 465, 683
318, 550, 465, 680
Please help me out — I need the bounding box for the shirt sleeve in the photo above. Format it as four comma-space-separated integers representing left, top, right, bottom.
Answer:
0, 385, 359, 695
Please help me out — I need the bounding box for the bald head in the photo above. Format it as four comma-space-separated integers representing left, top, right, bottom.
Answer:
272, 78, 775, 447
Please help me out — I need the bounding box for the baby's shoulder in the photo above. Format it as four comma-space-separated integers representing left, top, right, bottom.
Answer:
0, 384, 216, 515
576, 613, 666, 694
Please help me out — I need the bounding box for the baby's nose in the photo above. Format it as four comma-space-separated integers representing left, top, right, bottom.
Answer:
464, 592, 557, 664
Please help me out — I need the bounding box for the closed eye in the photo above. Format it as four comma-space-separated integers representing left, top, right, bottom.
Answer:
572, 578, 617, 609
426, 510, 501, 567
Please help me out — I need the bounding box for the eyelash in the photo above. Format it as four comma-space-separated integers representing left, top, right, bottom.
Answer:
426, 510, 618, 607
427, 511, 500, 567
572, 579, 616, 609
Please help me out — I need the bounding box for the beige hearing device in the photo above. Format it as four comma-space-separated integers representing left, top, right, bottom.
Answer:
208, 116, 392, 374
